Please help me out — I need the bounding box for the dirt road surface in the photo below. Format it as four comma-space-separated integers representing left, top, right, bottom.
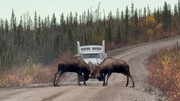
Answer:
1, 36, 180, 101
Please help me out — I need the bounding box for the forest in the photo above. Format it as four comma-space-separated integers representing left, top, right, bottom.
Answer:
0, 1, 180, 68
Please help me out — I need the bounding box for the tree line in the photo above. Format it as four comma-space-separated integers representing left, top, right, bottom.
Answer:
0, 1, 180, 68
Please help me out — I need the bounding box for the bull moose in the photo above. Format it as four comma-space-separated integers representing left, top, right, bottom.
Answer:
53, 56, 91, 86
92, 57, 135, 87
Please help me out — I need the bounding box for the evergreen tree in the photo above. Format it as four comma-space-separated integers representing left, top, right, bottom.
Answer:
178, 0, 180, 18
131, 3, 134, 17
121, 11, 124, 21
125, 6, 129, 38
163, 2, 170, 30
51, 13, 57, 30
10, 10, 16, 31
106, 21, 112, 42
134, 9, 138, 38
174, 5, 178, 18
144, 7, 147, 18
5, 19, 9, 34
116, 8, 120, 21
34, 11, 38, 30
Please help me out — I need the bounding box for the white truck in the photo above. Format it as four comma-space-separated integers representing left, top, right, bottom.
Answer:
77, 40, 107, 65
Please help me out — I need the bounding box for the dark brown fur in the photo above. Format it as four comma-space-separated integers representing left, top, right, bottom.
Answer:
92, 57, 135, 87
53, 56, 91, 86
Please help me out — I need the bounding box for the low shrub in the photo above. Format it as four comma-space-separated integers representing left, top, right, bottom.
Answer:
147, 45, 180, 101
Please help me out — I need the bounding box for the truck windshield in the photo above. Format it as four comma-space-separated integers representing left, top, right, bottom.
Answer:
83, 54, 100, 59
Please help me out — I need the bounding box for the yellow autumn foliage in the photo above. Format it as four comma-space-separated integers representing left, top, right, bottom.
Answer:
146, 29, 154, 41
161, 55, 171, 74
175, 72, 180, 88
147, 46, 180, 101
146, 16, 156, 24
156, 23, 163, 31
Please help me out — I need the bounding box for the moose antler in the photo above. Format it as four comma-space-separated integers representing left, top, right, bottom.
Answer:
96, 58, 100, 65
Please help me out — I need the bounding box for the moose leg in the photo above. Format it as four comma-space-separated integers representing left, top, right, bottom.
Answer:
83, 80, 87, 86
83, 78, 87, 86
102, 73, 107, 86
102, 78, 106, 86
121, 73, 129, 87
105, 73, 111, 86
123, 73, 135, 87
53, 71, 59, 86
82, 73, 87, 86
55, 71, 63, 86
78, 73, 87, 86
53, 71, 60, 86
129, 75, 135, 87
78, 76, 81, 86
77, 73, 83, 86
126, 76, 129, 87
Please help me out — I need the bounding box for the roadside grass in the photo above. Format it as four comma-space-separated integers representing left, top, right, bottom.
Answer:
0, 52, 74, 88
147, 45, 180, 101
0, 64, 55, 87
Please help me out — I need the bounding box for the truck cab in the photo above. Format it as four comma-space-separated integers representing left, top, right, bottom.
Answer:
77, 40, 107, 65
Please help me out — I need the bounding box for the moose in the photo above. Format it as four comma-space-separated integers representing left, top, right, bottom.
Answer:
92, 57, 135, 87
53, 56, 92, 86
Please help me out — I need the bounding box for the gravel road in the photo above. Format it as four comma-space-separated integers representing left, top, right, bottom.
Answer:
0, 36, 180, 101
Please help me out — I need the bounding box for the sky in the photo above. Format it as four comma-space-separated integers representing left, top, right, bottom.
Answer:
0, 0, 178, 20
